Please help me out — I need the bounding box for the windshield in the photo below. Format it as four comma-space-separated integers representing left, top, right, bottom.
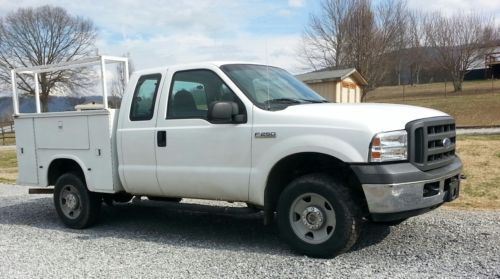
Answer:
220, 64, 327, 110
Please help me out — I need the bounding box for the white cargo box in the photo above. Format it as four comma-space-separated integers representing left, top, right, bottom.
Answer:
15, 109, 122, 193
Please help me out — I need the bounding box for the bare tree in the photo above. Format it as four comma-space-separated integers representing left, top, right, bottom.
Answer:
424, 12, 498, 92
110, 54, 134, 108
301, 0, 410, 99
0, 5, 97, 111
300, 0, 355, 70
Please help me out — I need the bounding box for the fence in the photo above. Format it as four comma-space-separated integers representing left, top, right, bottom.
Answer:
365, 79, 500, 103
0, 121, 15, 145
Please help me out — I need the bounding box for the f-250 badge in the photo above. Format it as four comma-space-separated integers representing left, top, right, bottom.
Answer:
255, 132, 276, 138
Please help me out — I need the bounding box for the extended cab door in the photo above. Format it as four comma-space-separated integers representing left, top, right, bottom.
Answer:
154, 67, 252, 201
117, 72, 165, 196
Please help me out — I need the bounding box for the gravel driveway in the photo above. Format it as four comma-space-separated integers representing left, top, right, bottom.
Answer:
0, 184, 499, 278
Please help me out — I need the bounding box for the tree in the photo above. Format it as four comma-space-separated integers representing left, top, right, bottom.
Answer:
424, 12, 498, 92
301, 0, 409, 99
110, 54, 134, 108
0, 5, 97, 112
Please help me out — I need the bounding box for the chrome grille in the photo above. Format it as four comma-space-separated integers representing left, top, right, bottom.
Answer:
406, 117, 456, 171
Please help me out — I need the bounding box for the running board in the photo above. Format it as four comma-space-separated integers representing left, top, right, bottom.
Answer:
29, 187, 54, 194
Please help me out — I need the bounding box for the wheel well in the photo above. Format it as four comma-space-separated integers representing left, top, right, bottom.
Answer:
264, 152, 367, 222
47, 159, 86, 186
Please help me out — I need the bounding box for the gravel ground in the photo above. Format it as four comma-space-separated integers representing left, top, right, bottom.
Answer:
0, 184, 499, 279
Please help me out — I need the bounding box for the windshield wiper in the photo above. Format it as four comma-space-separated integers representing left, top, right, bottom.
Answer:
265, 98, 303, 104
300, 99, 329, 103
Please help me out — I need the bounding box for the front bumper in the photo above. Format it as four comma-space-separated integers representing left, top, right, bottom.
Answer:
351, 157, 462, 221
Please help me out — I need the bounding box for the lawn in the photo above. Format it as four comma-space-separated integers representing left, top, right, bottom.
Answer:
0, 148, 17, 184
1, 135, 499, 210
449, 135, 500, 210
366, 80, 500, 127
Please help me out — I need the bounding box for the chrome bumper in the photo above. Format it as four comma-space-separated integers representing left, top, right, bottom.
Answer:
361, 167, 461, 214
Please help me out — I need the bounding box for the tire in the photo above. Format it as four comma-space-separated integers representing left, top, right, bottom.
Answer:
147, 196, 182, 203
276, 173, 362, 258
53, 172, 101, 229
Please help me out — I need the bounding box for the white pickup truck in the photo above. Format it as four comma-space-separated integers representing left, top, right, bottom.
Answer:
12, 56, 462, 258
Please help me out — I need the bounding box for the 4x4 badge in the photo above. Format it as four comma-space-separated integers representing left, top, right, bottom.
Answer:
255, 132, 276, 138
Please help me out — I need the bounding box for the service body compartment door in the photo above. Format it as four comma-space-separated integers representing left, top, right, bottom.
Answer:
14, 118, 38, 185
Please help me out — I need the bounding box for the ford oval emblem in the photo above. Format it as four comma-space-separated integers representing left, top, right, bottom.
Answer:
442, 137, 452, 148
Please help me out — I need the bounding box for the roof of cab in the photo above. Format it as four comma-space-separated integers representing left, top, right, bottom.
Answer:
132, 61, 267, 75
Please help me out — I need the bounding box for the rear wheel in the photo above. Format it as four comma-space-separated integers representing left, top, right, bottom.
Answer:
277, 174, 362, 258
54, 173, 101, 229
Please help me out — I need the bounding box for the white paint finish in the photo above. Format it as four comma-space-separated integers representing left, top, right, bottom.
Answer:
34, 116, 90, 150
14, 118, 38, 185
15, 110, 119, 193
154, 119, 252, 201
152, 64, 253, 201
13, 60, 452, 210
116, 70, 166, 196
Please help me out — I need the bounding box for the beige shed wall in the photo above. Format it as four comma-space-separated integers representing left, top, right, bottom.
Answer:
303, 75, 363, 103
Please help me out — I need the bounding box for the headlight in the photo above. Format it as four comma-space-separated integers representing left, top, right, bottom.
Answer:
369, 130, 407, 162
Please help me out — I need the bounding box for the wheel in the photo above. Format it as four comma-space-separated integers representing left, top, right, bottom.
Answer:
54, 172, 101, 229
147, 196, 182, 203
277, 174, 362, 258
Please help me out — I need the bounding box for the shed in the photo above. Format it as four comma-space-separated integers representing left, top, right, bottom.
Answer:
296, 68, 368, 103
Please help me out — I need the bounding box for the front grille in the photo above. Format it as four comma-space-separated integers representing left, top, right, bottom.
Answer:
406, 117, 456, 171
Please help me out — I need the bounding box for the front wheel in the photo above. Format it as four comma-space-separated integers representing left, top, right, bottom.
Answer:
54, 173, 101, 229
277, 174, 362, 258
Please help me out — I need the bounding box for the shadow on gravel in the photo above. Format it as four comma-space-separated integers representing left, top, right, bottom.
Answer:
0, 197, 391, 256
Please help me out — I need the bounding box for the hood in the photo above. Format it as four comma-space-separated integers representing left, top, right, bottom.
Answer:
271, 103, 449, 133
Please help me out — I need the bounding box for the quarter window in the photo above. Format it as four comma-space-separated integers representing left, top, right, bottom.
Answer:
130, 74, 161, 121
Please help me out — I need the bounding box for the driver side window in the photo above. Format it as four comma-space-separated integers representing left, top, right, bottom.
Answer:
166, 69, 243, 120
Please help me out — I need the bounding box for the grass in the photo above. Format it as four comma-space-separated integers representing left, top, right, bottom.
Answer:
366, 80, 500, 126
1, 135, 499, 209
0, 132, 16, 146
447, 135, 500, 210
0, 148, 17, 184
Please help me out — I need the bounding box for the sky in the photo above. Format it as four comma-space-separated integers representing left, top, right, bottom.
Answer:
0, 0, 499, 75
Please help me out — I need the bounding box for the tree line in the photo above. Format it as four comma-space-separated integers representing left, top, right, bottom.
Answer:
300, 0, 499, 97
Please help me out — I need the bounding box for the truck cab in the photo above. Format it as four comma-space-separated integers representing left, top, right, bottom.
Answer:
13, 57, 462, 258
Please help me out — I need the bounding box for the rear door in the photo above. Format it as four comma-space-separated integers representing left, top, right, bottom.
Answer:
118, 73, 164, 195
154, 68, 252, 201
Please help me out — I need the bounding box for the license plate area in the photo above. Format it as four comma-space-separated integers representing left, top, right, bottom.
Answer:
444, 175, 460, 202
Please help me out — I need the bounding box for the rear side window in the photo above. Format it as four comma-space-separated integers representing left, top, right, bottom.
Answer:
130, 74, 161, 121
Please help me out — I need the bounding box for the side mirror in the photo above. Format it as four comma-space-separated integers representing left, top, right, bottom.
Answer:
208, 101, 245, 124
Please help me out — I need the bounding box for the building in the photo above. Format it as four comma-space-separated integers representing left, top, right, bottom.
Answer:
296, 68, 368, 103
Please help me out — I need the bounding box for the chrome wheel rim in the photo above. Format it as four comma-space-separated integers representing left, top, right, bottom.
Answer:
289, 193, 336, 244
59, 184, 82, 220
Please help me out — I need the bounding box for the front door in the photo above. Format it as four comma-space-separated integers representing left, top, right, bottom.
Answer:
155, 69, 252, 201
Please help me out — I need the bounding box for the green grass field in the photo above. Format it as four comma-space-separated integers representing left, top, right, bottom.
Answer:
1, 135, 499, 210
366, 80, 500, 126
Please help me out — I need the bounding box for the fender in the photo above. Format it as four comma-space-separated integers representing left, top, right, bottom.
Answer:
43, 154, 92, 190
248, 133, 365, 205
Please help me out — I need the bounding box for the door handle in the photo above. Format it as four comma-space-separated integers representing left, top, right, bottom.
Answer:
157, 131, 167, 147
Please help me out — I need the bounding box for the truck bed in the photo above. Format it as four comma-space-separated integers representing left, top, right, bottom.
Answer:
15, 109, 122, 193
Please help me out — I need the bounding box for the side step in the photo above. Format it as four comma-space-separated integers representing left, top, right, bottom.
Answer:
29, 187, 54, 194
